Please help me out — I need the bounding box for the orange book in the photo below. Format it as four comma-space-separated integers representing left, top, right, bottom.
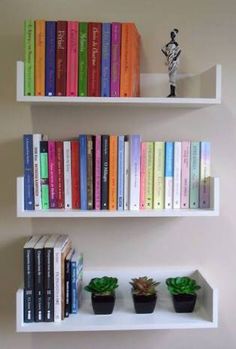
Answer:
109, 135, 117, 210
35, 20, 45, 96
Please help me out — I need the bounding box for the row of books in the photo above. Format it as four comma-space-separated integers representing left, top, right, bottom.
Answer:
24, 234, 83, 323
23, 134, 211, 211
24, 20, 140, 97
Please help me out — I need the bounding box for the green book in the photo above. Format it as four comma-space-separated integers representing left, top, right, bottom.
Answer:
145, 142, 154, 209
79, 22, 88, 96
190, 142, 200, 208
40, 141, 49, 209
24, 20, 35, 96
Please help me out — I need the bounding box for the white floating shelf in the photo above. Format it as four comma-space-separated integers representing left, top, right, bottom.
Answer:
16, 61, 221, 107
16, 267, 218, 332
17, 176, 219, 218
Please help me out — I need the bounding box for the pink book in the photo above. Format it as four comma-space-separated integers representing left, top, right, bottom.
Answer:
140, 142, 147, 209
110, 23, 121, 97
95, 135, 101, 210
66, 21, 78, 96
181, 141, 190, 208
48, 140, 57, 208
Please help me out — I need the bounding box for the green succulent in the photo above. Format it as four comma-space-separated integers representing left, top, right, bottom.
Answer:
130, 276, 160, 296
166, 276, 201, 295
85, 276, 119, 296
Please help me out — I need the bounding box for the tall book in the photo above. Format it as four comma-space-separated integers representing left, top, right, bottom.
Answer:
60, 239, 72, 320
24, 134, 34, 210
56, 21, 67, 96
145, 142, 154, 209
40, 141, 49, 209
48, 140, 57, 208
101, 135, 109, 210
164, 142, 174, 209
124, 137, 129, 210
23, 235, 41, 323
95, 135, 101, 210
153, 142, 165, 209
173, 142, 182, 209
181, 141, 190, 209
79, 23, 88, 96
45, 21, 56, 96
87, 135, 94, 209
117, 136, 124, 210
129, 135, 141, 210
66, 21, 78, 96
80, 135, 87, 210
140, 142, 147, 209
190, 142, 200, 208
109, 136, 118, 210
24, 20, 35, 96
101, 23, 111, 97
200, 141, 211, 209
63, 141, 72, 209
88, 23, 102, 96
71, 140, 80, 209
110, 23, 121, 97
55, 141, 64, 208
35, 20, 45, 96
70, 251, 83, 314
65, 248, 74, 318
33, 134, 43, 210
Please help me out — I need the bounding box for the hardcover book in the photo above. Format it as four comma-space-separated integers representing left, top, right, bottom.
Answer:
145, 142, 154, 209
56, 21, 67, 96
109, 135, 117, 210
63, 141, 72, 209
48, 140, 57, 208
35, 20, 45, 96
190, 142, 200, 208
200, 141, 211, 208
101, 23, 111, 97
173, 142, 182, 209
129, 135, 141, 210
110, 23, 121, 97
101, 135, 109, 209
79, 135, 87, 209
88, 23, 102, 96
181, 141, 190, 209
164, 142, 174, 209
24, 135, 34, 210
71, 140, 80, 209
79, 23, 88, 96
40, 141, 49, 209
66, 21, 78, 96
153, 142, 165, 209
45, 21, 56, 96
24, 20, 35, 96
55, 141, 64, 208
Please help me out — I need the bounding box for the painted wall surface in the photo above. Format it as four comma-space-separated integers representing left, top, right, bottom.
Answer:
0, 0, 236, 348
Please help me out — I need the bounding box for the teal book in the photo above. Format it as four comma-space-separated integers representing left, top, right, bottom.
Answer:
24, 20, 35, 96
79, 23, 88, 96
190, 142, 200, 208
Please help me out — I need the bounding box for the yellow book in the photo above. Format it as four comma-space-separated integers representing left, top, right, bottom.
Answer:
145, 142, 154, 209
153, 142, 165, 209
35, 20, 45, 96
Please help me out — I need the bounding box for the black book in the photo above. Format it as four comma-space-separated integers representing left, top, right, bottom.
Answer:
64, 248, 74, 318
23, 235, 41, 323
101, 135, 109, 209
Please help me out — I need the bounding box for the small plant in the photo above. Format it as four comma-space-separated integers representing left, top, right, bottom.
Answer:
166, 276, 201, 295
85, 276, 119, 296
130, 276, 160, 296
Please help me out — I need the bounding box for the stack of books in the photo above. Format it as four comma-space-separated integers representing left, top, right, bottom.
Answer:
23, 134, 211, 211
23, 234, 83, 323
24, 20, 140, 97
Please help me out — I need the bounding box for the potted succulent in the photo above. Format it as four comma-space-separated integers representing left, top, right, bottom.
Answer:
166, 276, 201, 313
130, 276, 160, 314
85, 276, 119, 315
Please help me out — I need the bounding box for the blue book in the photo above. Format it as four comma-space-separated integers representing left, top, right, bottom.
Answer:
23, 135, 34, 210
45, 21, 56, 96
117, 136, 124, 210
79, 135, 87, 209
70, 251, 83, 314
164, 142, 174, 208
101, 23, 111, 97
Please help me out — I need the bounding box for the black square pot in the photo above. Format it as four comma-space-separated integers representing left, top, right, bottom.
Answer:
132, 294, 157, 314
91, 294, 115, 315
172, 294, 197, 313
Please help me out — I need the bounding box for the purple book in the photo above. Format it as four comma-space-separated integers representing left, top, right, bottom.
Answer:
101, 23, 111, 97
129, 135, 141, 210
45, 21, 56, 96
110, 23, 121, 97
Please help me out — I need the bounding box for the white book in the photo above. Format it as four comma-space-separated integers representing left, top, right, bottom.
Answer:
33, 134, 43, 210
63, 141, 72, 209
124, 140, 129, 210
173, 142, 182, 209
129, 135, 141, 210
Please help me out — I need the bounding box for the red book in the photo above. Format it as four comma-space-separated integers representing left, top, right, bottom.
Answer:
56, 21, 67, 96
71, 140, 80, 209
55, 141, 64, 208
88, 23, 102, 96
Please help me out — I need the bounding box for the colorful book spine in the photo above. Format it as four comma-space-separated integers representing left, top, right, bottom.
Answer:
145, 142, 154, 209
48, 141, 57, 208
95, 135, 101, 210
80, 135, 87, 209
55, 141, 64, 208
70, 252, 83, 314
79, 23, 88, 96
117, 136, 124, 210
24, 135, 34, 210
200, 141, 211, 208
181, 141, 190, 209
153, 142, 165, 209
173, 142, 182, 209
101, 23, 111, 97
65, 248, 73, 317
63, 141, 72, 209
56, 21, 67, 96
35, 20, 45, 96
87, 135, 94, 209
120, 23, 129, 97
190, 142, 200, 208
71, 140, 80, 209
40, 141, 49, 209
101, 135, 109, 209
24, 20, 35, 96
129, 135, 141, 210
66, 21, 78, 96
110, 23, 121, 97
45, 21, 56, 96
124, 138, 129, 210
164, 142, 174, 209
140, 142, 147, 209
33, 134, 42, 210
109, 136, 118, 210
88, 23, 102, 96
